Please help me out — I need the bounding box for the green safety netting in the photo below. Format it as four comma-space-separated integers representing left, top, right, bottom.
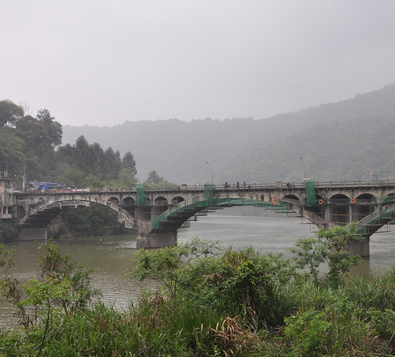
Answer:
204, 183, 214, 206
373, 195, 395, 205
151, 196, 289, 230
356, 196, 395, 234
305, 179, 318, 207
136, 184, 148, 206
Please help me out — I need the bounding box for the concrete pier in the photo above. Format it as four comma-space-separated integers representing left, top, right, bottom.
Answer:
136, 231, 177, 249
19, 228, 47, 241
348, 237, 370, 258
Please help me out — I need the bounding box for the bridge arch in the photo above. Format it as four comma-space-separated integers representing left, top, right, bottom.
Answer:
18, 196, 135, 231
153, 196, 168, 216
121, 196, 135, 206
150, 194, 286, 233
17, 206, 26, 220
121, 197, 136, 218
329, 193, 350, 225
282, 194, 299, 201
171, 196, 185, 205
108, 197, 120, 205
353, 193, 376, 221
309, 193, 325, 218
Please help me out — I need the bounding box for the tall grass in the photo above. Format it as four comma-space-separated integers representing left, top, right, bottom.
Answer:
2, 246, 395, 356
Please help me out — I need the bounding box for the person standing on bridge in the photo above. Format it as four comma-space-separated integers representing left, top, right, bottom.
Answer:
237, 181, 239, 189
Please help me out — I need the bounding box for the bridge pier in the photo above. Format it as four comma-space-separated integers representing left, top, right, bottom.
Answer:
136, 231, 177, 249
19, 228, 48, 241
348, 237, 370, 258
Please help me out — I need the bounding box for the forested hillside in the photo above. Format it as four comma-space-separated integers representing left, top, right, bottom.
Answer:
0, 101, 137, 190
242, 115, 395, 183
62, 83, 395, 184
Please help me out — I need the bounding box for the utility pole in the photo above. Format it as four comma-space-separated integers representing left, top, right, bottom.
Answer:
300, 157, 306, 180
206, 161, 213, 184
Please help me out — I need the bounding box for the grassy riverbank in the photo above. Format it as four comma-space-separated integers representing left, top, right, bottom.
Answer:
1, 226, 395, 356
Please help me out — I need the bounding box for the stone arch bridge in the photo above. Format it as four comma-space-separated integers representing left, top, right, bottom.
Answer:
13, 180, 395, 257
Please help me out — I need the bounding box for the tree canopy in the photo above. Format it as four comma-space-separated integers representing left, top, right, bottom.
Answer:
0, 100, 139, 189
0, 100, 23, 127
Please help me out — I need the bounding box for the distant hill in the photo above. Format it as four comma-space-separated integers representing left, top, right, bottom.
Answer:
241, 115, 395, 183
62, 83, 395, 184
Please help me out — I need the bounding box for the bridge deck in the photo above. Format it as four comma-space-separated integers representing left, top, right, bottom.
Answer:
13, 179, 395, 197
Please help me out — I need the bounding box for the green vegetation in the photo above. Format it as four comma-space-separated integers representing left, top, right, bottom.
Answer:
2, 225, 395, 356
0, 100, 137, 189
242, 115, 395, 183
0, 221, 18, 243
0, 99, 141, 240
58, 206, 130, 237
143, 170, 177, 189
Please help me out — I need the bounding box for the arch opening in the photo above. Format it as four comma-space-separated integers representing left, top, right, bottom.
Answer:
17, 206, 26, 220
329, 194, 350, 225
310, 194, 325, 216
282, 194, 299, 201
354, 193, 376, 221
171, 196, 185, 205
154, 196, 168, 216
108, 197, 120, 205
121, 197, 136, 218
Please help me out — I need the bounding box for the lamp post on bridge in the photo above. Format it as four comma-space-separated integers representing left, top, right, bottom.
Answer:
300, 157, 306, 180
206, 161, 213, 184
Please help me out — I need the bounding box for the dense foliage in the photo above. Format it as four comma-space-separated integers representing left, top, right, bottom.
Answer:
61, 206, 130, 237
2, 226, 395, 356
0, 100, 144, 241
0, 100, 137, 190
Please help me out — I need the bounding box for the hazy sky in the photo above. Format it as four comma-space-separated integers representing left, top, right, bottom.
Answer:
1, 1, 395, 127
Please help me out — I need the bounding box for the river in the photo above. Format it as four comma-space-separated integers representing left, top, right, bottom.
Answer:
1, 212, 394, 328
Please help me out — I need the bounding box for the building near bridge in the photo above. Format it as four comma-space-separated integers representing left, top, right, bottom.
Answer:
0, 164, 14, 219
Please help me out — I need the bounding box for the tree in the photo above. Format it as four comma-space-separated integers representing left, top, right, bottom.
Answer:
75, 135, 91, 171
289, 223, 364, 287
36, 109, 62, 147
0, 243, 100, 356
121, 151, 137, 175
101, 147, 121, 181
130, 238, 221, 313
14, 115, 58, 180
146, 170, 164, 184
0, 100, 23, 126
116, 168, 136, 188
0, 127, 24, 176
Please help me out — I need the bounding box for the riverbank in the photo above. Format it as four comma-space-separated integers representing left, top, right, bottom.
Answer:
2, 214, 395, 330
1, 234, 395, 356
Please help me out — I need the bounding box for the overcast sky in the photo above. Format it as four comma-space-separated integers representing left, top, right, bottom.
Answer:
1, 1, 395, 127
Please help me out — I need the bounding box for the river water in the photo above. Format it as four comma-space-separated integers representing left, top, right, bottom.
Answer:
1, 212, 395, 328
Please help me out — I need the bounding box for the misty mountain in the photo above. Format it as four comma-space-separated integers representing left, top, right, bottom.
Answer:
62, 83, 395, 184
242, 115, 395, 183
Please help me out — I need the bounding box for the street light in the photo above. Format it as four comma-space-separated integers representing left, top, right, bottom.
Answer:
206, 161, 213, 184
300, 157, 306, 180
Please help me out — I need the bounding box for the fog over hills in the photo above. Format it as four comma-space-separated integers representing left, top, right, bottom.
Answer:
62, 84, 395, 184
